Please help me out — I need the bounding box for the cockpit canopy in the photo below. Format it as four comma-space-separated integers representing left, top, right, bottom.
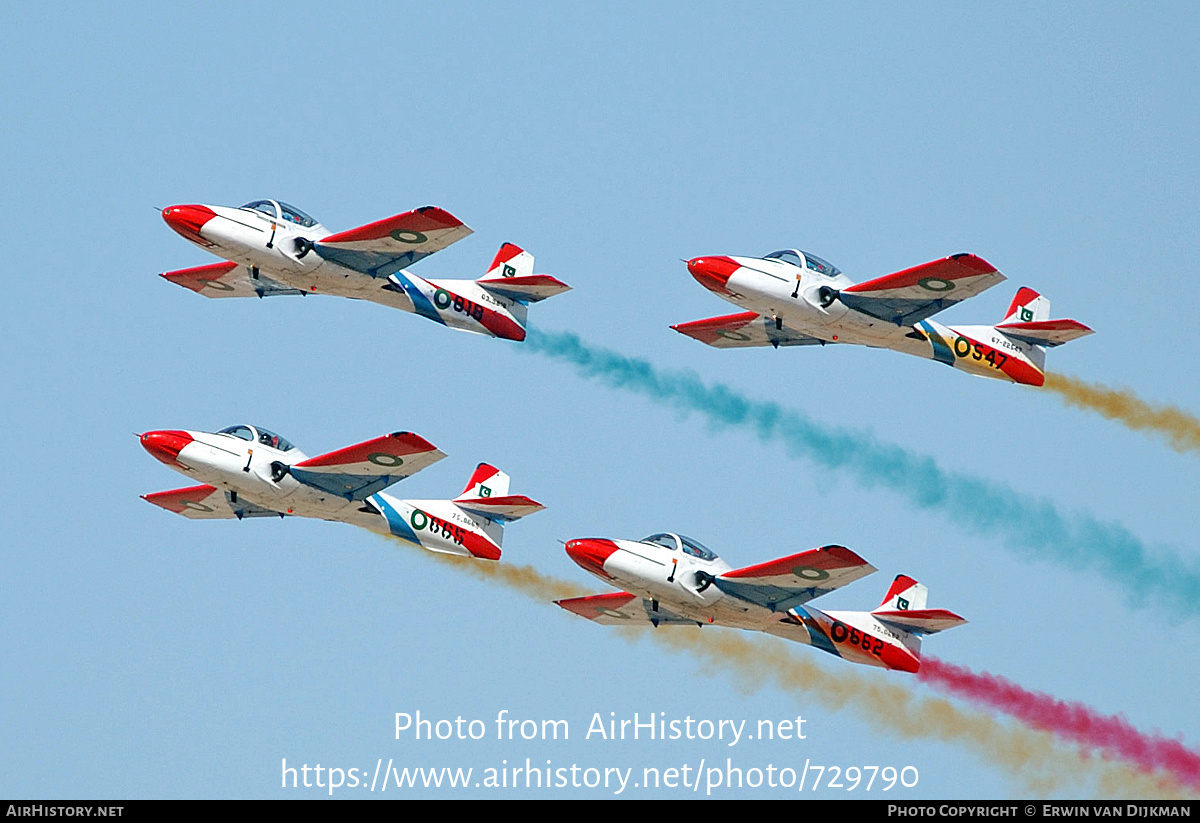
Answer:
239, 199, 319, 228
640, 532, 718, 561
218, 424, 295, 451
764, 248, 841, 277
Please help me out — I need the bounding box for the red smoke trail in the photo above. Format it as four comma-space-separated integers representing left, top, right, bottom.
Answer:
920, 657, 1200, 789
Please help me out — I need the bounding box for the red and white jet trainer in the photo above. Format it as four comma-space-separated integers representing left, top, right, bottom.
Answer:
160, 199, 570, 341
140, 424, 544, 560
672, 249, 1092, 386
556, 532, 965, 672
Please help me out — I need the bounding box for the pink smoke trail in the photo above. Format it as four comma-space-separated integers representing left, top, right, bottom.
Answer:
920, 657, 1200, 789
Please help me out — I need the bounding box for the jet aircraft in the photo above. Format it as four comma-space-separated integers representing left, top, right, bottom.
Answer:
160, 199, 569, 340
672, 249, 1091, 386
140, 424, 543, 560
556, 533, 964, 672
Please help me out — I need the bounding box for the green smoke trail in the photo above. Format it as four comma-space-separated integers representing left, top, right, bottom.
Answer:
522, 329, 1200, 615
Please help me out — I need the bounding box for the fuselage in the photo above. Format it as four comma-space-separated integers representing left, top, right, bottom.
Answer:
563, 533, 921, 671
685, 251, 1046, 385
139, 425, 501, 559
161, 200, 528, 340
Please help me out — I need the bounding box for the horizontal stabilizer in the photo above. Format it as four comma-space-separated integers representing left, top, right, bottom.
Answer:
716, 545, 876, 611
995, 319, 1094, 348
871, 575, 965, 635
454, 464, 542, 523
839, 253, 1006, 325
872, 608, 967, 636
671, 312, 827, 349
556, 592, 696, 626
455, 494, 545, 524
289, 432, 446, 500
142, 484, 285, 519
478, 274, 571, 303
315, 206, 472, 277
477, 243, 570, 303
161, 261, 304, 298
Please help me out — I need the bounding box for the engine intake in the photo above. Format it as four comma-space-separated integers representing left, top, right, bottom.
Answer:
816, 285, 839, 308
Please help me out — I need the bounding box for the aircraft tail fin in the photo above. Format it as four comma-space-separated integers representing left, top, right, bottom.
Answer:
477, 243, 571, 304
457, 462, 511, 499
875, 574, 927, 611
994, 288, 1094, 349
450, 463, 546, 545
1001, 287, 1051, 324
870, 575, 967, 636
484, 243, 535, 280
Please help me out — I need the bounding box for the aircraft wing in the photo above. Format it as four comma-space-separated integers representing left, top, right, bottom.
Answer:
671, 311, 828, 348
555, 592, 697, 626
161, 261, 305, 298
288, 432, 446, 501
715, 545, 877, 612
142, 484, 285, 519
314, 206, 473, 278
838, 253, 1006, 325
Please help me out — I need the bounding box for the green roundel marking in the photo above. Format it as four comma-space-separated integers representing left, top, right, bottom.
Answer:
433, 289, 452, 309
182, 500, 214, 512
918, 277, 955, 292
368, 452, 403, 467
953, 336, 971, 357
410, 509, 428, 530
793, 566, 830, 581
202, 279, 234, 292
390, 229, 427, 244
829, 620, 848, 642
717, 329, 752, 342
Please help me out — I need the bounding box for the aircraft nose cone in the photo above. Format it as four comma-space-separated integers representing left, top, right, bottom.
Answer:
564, 538, 620, 579
140, 430, 194, 467
686, 256, 740, 294
162, 204, 217, 245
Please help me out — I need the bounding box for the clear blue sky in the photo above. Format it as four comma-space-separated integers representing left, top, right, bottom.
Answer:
3, 3, 1199, 798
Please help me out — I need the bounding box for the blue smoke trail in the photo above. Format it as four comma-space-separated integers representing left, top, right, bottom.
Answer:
523, 329, 1200, 614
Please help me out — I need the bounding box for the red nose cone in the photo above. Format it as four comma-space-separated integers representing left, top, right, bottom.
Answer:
162, 204, 217, 246
686, 256, 740, 294
140, 430, 194, 467
564, 538, 620, 579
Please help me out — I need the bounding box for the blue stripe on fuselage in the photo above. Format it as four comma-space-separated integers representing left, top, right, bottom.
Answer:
796, 608, 842, 659
389, 272, 447, 326
919, 320, 955, 366
371, 494, 423, 545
